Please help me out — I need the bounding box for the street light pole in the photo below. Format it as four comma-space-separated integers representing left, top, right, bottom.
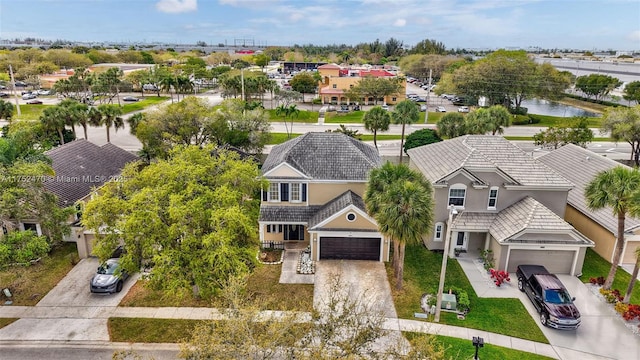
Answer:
435, 204, 457, 322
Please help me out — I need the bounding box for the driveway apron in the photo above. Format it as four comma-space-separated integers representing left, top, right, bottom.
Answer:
314, 260, 396, 318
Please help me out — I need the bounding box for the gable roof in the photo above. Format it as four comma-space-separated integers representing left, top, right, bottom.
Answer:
407, 135, 572, 188
452, 196, 593, 245
262, 132, 381, 181
308, 190, 368, 229
44, 140, 138, 206
538, 144, 640, 233
359, 69, 395, 77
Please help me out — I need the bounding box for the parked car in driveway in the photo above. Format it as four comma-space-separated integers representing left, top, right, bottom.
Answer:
458, 106, 470, 113
122, 96, 140, 102
90, 258, 129, 294
435, 106, 446, 112
517, 265, 581, 330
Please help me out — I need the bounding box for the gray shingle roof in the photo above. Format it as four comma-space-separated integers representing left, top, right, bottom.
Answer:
308, 190, 367, 229
44, 140, 138, 206
407, 135, 572, 187
451, 196, 592, 245
259, 206, 322, 222
262, 132, 381, 181
538, 144, 640, 233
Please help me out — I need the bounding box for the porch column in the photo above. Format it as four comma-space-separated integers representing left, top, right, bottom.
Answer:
484, 232, 491, 251
449, 231, 458, 257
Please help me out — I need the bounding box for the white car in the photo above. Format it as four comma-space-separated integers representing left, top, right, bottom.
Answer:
458, 106, 470, 113
22, 93, 37, 100
435, 106, 447, 113
36, 89, 51, 95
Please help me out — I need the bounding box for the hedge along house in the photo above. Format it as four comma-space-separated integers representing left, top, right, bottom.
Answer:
259, 132, 391, 262
43, 140, 138, 258
407, 136, 594, 275
539, 144, 640, 266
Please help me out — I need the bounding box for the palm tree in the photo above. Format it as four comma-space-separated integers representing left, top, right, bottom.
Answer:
392, 100, 420, 163
275, 104, 300, 139
159, 75, 176, 103
365, 162, 434, 290
39, 106, 68, 145
437, 113, 466, 139
585, 167, 640, 290
127, 112, 146, 136
623, 247, 640, 303
97, 104, 124, 143
176, 75, 193, 101
485, 105, 512, 135
87, 106, 103, 130
363, 106, 391, 151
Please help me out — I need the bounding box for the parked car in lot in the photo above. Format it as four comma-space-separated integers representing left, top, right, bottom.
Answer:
26, 99, 43, 105
435, 106, 447, 112
0, 92, 8, 98
517, 265, 581, 330
122, 96, 140, 102
22, 93, 37, 100
36, 89, 51, 95
90, 258, 129, 294
420, 104, 428, 112
458, 106, 470, 113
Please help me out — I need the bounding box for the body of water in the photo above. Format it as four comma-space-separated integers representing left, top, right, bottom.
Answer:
520, 99, 600, 118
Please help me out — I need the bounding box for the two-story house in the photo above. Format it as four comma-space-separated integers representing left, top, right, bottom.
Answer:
407, 135, 593, 276
539, 144, 640, 266
259, 132, 390, 262
317, 64, 406, 106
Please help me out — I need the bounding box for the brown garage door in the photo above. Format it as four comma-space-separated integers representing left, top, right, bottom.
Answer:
508, 249, 574, 274
319, 237, 381, 261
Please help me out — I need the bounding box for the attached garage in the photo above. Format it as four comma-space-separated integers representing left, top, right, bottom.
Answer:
507, 249, 575, 274
319, 237, 381, 261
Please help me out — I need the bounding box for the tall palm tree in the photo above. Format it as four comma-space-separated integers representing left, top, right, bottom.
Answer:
437, 113, 466, 139
39, 106, 68, 145
97, 104, 124, 143
159, 75, 176, 103
485, 105, 512, 135
73, 102, 90, 140
585, 167, 640, 290
363, 106, 391, 151
365, 162, 434, 290
127, 112, 146, 136
176, 75, 193, 101
275, 104, 300, 139
87, 106, 103, 130
392, 100, 420, 163
623, 247, 640, 303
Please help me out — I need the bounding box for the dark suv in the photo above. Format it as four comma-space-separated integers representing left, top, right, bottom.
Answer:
516, 265, 581, 330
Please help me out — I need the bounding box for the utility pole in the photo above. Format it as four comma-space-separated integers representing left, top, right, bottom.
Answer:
425, 69, 432, 123
9, 64, 21, 116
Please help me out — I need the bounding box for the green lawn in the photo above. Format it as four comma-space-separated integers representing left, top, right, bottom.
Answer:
0, 243, 77, 306
325, 111, 365, 123
120, 96, 170, 113
109, 318, 204, 343
524, 114, 603, 128
13, 104, 48, 120
579, 248, 640, 304
391, 243, 548, 343
266, 109, 318, 123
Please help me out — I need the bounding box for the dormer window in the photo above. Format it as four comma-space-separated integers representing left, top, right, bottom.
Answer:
269, 183, 279, 202
487, 186, 499, 210
448, 184, 467, 208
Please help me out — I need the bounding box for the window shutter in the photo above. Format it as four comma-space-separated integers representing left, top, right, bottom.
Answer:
302, 183, 307, 201
280, 183, 289, 201
262, 189, 267, 201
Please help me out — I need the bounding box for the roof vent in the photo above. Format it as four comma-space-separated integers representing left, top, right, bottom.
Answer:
586, 156, 590, 161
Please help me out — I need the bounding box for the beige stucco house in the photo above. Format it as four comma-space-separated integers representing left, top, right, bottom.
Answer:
407, 136, 594, 275
539, 144, 640, 265
317, 64, 406, 105
259, 132, 390, 262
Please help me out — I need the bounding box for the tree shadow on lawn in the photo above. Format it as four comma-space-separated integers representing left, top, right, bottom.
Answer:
389, 243, 548, 343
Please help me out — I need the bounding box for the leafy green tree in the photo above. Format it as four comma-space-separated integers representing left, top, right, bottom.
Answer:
83, 145, 265, 298
392, 100, 420, 163
409, 39, 447, 55
436, 113, 466, 139
575, 74, 621, 102
0, 100, 15, 122
0, 230, 50, 266
403, 128, 442, 153
92, 67, 124, 105
623, 81, 640, 105
601, 105, 640, 165
363, 106, 391, 150
533, 118, 594, 149
463, 105, 511, 135
585, 167, 640, 290
208, 99, 271, 154
96, 104, 124, 143
289, 72, 318, 102
365, 162, 434, 290
346, 76, 403, 105
329, 124, 361, 139
253, 53, 270, 71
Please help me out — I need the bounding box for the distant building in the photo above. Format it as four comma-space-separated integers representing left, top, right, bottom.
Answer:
317, 63, 406, 105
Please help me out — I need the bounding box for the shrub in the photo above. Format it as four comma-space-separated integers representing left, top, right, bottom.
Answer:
589, 276, 606, 286
600, 288, 623, 303
0, 230, 50, 267
623, 304, 640, 321
615, 302, 629, 316
447, 286, 471, 314
512, 115, 540, 125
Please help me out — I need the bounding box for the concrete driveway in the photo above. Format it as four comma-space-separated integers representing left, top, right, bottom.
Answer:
518, 275, 640, 360
314, 260, 396, 318
36, 257, 138, 307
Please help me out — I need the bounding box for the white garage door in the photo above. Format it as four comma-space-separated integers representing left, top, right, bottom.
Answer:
507, 249, 574, 274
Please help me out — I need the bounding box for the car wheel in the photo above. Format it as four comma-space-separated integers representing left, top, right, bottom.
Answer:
518, 278, 524, 292
116, 281, 123, 293
540, 312, 548, 327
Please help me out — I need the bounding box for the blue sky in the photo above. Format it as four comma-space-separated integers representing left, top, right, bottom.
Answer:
1, 0, 639, 50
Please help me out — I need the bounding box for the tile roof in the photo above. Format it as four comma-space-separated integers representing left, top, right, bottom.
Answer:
538, 144, 640, 233
359, 69, 395, 77
308, 191, 367, 229
262, 132, 381, 181
451, 196, 592, 245
407, 135, 572, 187
259, 205, 322, 222
318, 63, 341, 69
44, 140, 138, 206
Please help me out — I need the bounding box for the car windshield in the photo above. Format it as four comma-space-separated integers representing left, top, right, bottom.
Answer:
545, 289, 573, 304
97, 262, 118, 275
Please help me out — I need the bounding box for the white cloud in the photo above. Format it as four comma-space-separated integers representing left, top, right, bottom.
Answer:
393, 19, 407, 27
628, 30, 640, 42
156, 0, 197, 13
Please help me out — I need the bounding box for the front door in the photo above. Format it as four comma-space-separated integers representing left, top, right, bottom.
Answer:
284, 225, 304, 241
455, 232, 468, 250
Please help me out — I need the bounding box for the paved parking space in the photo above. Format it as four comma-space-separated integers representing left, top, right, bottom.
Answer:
36, 257, 137, 308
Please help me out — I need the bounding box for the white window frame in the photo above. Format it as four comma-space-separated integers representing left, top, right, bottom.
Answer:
487, 186, 499, 210
448, 184, 467, 208
433, 222, 444, 242
290, 183, 301, 202
268, 182, 280, 202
